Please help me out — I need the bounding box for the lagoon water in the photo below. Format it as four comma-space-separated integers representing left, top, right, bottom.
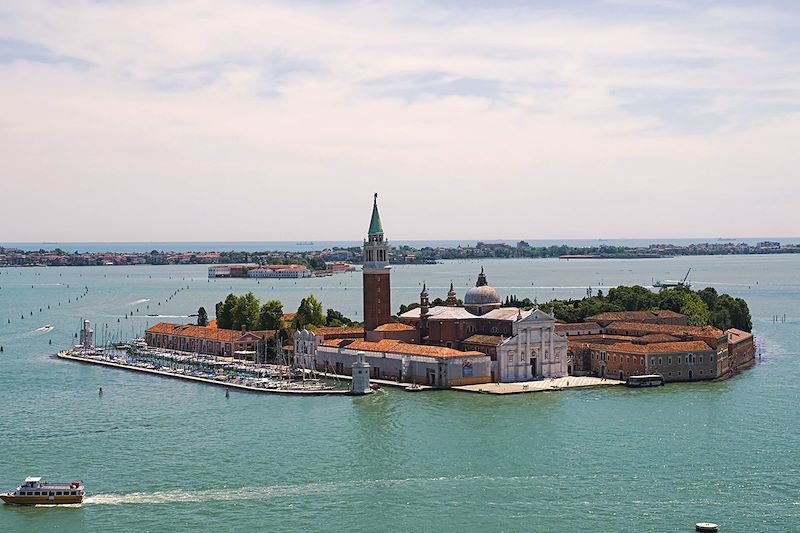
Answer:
0, 255, 798, 532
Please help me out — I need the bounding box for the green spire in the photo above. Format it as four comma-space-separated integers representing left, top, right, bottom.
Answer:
368, 193, 383, 235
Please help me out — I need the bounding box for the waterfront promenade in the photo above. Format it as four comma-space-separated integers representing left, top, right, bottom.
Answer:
453, 375, 624, 394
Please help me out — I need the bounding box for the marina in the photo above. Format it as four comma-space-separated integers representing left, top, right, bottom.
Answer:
56, 348, 351, 396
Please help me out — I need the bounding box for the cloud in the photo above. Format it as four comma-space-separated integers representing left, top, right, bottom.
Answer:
0, 0, 798, 241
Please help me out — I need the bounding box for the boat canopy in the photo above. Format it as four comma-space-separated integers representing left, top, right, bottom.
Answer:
24, 477, 42, 483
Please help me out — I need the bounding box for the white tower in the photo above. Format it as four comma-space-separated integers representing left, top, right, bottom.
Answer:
350, 351, 372, 395
79, 320, 93, 350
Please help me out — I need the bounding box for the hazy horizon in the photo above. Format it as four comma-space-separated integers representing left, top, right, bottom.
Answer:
2, 1, 799, 241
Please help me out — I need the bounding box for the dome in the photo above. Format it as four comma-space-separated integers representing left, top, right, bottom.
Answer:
464, 285, 501, 305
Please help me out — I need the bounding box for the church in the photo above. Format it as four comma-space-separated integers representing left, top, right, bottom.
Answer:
393, 269, 569, 381
295, 194, 567, 385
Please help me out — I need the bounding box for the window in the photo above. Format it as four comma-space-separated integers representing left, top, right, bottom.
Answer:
700, 370, 703, 375
56, 491, 63, 496
669, 372, 672, 376
651, 358, 655, 365
678, 357, 681, 364
710, 356, 714, 363
668, 357, 672, 364
700, 356, 703, 363
640, 357, 644, 365
678, 371, 681, 376
658, 358, 662, 365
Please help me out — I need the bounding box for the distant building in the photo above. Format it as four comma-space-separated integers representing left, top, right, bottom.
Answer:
249, 265, 311, 278
207, 264, 258, 278
517, 240, 530, 248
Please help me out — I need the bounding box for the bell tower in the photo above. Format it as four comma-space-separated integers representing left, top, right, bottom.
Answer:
363, 193, 391, 332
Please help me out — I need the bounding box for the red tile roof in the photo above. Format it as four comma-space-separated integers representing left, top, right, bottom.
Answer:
588, 310, 686, 322
462, 334, 505, 346
320, 338, 485, 359
311, 326, 365, 337
605, 321, 725, 338
373, 323, 416, 332
587, 340, 713, 354
146, 322, 273, 342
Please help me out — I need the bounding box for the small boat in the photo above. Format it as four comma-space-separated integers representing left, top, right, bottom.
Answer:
405, 383, 423, 392
2, 477, 85, 505
626, 374, 665, 388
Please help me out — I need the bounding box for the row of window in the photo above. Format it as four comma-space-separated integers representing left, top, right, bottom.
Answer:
595, 352, 714, 366
649, 355, 712, 365
19, 491, 80, 496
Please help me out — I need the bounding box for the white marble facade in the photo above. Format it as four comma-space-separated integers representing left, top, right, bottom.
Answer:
497, 307, 568, 382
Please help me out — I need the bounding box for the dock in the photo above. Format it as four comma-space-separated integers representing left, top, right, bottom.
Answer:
56, 351, 352, 396
452, 375, 625, 395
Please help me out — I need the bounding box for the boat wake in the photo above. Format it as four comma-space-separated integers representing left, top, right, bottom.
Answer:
84, 483, 340, 506
33, 503, 82, 508
84, 476, 503, 506
129, 298, 151, 305
34, 325, 55, 332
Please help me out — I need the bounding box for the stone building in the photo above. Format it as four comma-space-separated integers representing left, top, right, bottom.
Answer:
145, 322, 274, 358
313, 338, 491, 387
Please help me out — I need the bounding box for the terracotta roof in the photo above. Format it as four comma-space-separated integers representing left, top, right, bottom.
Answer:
605, 321, 725, 338
726, 328, 753, 342
587, 340, 713, 354
311, 326, 364, 336
462, 334, 505, 346
588, 310, 686, 321
319, 338, 485, 359
146, 322, 272, 342
373, 323, 416, 331
637, 333, 681, 343
555, 322, 601, 330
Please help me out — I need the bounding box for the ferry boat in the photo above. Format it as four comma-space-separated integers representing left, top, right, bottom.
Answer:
1, 477, 85, 505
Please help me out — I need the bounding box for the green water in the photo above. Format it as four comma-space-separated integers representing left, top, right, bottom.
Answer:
0, 256, 798, 532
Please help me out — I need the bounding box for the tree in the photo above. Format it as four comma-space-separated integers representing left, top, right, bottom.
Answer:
197, 307, 208, 326
399, 302, 419, 315
606, 285, 657, 311
325, 308, 354, 327
657, 289, 686, 313
679, 292, 710, 326
217, 294, 238, 329
292, 295, 325, 330
259, 300, 284, 331
716, 294, 752, 332
697, 287, 719, 311
232, 292, 260, 331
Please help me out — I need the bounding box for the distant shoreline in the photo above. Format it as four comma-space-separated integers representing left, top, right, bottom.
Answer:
2, 239, 799, 268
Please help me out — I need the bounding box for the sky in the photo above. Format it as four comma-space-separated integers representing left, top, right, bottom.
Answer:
1, 0, 799, 242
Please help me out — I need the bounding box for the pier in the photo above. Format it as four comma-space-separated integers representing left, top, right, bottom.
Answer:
56, 351, 352, 396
